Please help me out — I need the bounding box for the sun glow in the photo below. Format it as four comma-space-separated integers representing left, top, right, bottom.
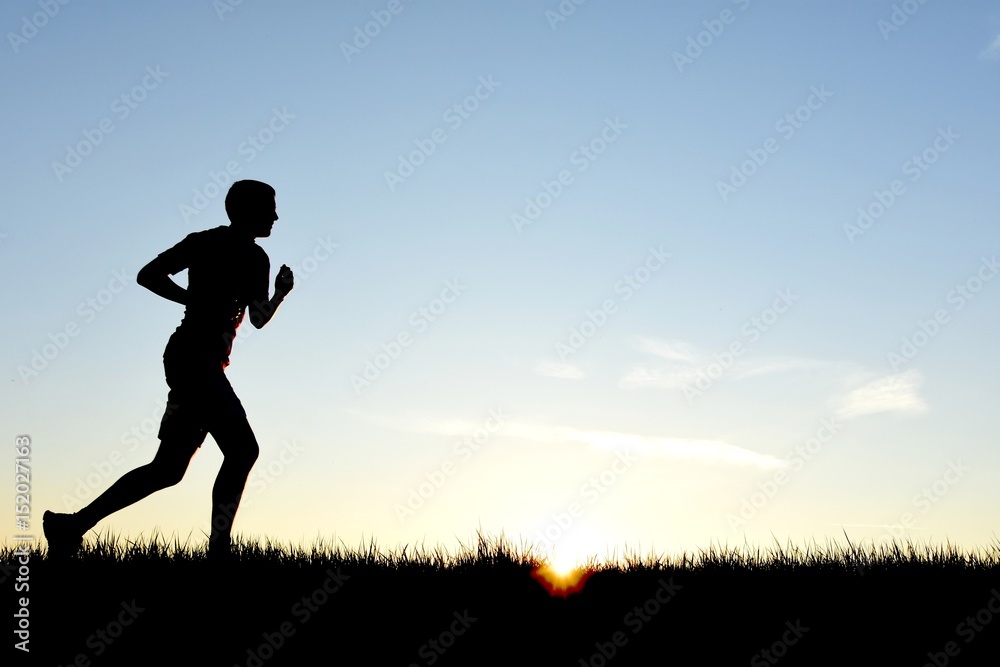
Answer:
548, 549, 584, 578
530, 531, 604, 597
531, 559, 595, 598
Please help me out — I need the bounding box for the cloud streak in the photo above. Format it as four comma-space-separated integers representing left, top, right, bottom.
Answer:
981, 35, 1000, 60
620, 336, 836, 390
533, 361, 585, 380
349, 406, 787, 471
504, 422, 788, 470
623, 336, 928, 421
833, 369, 927, 420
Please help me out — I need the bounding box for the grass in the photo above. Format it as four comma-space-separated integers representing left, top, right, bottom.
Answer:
6, 532, 1000, 665
6, 529, 999, 572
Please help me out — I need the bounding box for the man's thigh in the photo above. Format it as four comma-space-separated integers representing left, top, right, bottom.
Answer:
159, 359, 246, 452
199, 371, 257, 460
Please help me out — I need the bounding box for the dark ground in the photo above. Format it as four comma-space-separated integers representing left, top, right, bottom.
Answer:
5, 539, 1000, 666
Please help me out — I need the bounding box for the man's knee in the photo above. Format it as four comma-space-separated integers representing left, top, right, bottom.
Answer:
236, 442, 259, 470
219, 440, 258, 473
213, 423, 259, 469
149, 439, 197, 487
152, 458, 188, 488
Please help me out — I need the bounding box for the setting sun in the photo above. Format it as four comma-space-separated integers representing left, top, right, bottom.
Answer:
531, 531, 603, 597
531, 559, 595, 598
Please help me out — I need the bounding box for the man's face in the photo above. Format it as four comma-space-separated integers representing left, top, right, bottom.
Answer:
245, 196, 278, 238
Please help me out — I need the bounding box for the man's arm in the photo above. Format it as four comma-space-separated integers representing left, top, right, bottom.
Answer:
136, 253, 188, 306
247, 264, 294, 329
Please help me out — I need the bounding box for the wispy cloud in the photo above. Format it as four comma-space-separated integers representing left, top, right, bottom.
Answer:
981, 34, 1000, 60
345, 407, 486, 436
505, 422, 788, 470
623, 336, 928, 421
833, 370, 927, 420
349, 407, 787, 470
620, 336, 834, 390
533, 361, 585, 380
835, 523, 928, 530
635, 337, 699, 363
618, 365, 701, 390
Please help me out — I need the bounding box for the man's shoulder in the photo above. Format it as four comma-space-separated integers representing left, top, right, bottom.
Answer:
174, 226, 267, 267
201, 225, 232, 240
249, 241, 268, 264
176, 225, 228, 245
185, 226, 264, 249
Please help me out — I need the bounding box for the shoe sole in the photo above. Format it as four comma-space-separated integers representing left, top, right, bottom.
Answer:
43, 511, 83, 559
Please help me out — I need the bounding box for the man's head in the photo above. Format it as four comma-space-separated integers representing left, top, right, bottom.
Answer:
226, 180, 277, 238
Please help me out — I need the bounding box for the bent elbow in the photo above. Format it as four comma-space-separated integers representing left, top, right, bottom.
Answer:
136, 259, 166, 289
248, 309, 269, 330
136, 266, 154, 289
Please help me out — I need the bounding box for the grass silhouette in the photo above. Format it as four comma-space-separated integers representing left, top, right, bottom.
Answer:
5, 532, 1000, 665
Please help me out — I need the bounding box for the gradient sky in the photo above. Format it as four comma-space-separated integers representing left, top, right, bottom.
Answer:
3, 0, 1000, 566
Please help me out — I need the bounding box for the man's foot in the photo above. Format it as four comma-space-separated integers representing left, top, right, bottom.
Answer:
43, 511, 84, 559
207, 534, 233, 563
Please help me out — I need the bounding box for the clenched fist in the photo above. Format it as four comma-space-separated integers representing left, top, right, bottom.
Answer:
275, 264, 294, 297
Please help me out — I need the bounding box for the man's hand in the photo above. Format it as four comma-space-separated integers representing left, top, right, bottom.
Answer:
275, 264, 294, 297
249, 264, 293, 329
137, 257, 188, 306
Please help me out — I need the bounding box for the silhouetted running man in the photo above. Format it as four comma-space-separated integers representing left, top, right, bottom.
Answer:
43, 180, 293, 560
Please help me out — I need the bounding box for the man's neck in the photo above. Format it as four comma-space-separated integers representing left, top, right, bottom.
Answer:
227, 224, 257, 242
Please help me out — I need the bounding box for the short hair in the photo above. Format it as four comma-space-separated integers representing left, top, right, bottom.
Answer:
225, 180, 275, 223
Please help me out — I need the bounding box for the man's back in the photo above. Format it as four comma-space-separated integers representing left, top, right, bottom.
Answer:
155, 225, 269, 364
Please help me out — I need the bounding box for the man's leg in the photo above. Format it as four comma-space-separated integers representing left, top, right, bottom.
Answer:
206, 417, 259, 557
76, 437, 199, 531
43, 435, 199, 555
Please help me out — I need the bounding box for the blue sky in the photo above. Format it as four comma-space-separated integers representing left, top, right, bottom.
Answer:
3, 0, 1000, 566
